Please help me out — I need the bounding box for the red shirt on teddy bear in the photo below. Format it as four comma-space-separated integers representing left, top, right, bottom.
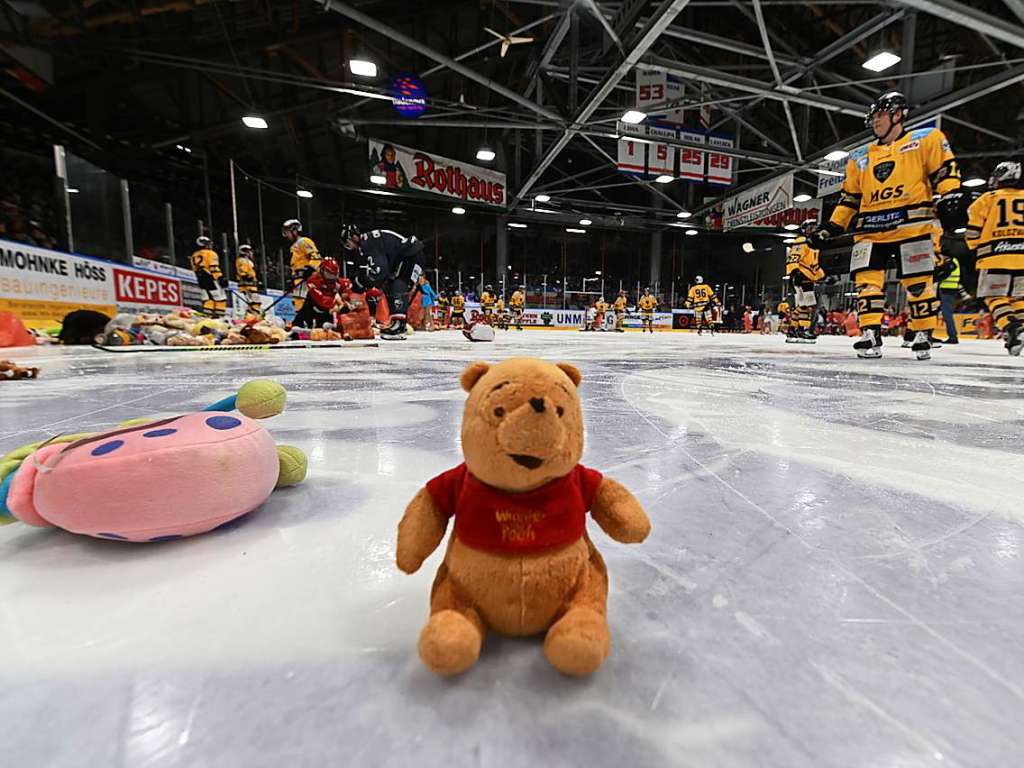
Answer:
426, 464, 603, 554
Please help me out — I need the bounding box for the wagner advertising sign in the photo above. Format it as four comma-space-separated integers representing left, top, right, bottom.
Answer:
369, 139, 507, 209
722, 173, 794, 230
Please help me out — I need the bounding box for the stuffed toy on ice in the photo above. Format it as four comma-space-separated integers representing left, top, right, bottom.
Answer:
397, 358, 651, 677
0, 380, 306, 542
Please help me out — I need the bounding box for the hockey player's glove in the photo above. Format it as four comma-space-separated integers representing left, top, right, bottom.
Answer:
302, 265, 316, 279
933, 254, 955, 283
808, 222, 843, 250
936, 192, 967, 231
218, 275, 229, 288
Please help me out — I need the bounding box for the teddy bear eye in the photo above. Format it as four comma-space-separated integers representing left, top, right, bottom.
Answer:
556, 406, 564, 417
494, 407, 505, 418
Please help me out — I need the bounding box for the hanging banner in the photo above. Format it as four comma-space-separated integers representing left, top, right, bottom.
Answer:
616, 120, 648, 175
636, 70, 685, 124
368, 139, 506, 208
723, 173, 794, 230
647, 122, 677, 178
678, 130, 706, 182
706, 135, 736, 185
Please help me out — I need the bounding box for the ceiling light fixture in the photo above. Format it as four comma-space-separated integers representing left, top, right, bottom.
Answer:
349, 59, 378, 77
793, 193, 812, 203
823, 150, 849, 162
297, 189, 313, 199
452, 206, 466, 215
242, 115, 268, 129
534, 194, 551, 203
862, 51, 901, 73
476, 148, 496, 162
620, 110, 647, 125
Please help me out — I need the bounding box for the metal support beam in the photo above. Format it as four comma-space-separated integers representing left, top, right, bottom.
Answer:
524, 11, 573, 99
319, 0, 565, 123
693, 61, 1024, 215
894, 0, 1024, 51
900, 10, 917, 96
751, 0, 803, 161
1005, 0, 1024, 26
513, 0, 692, 206
643, 56, 864, 116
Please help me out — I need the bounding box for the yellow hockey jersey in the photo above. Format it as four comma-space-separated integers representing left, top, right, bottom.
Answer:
495, 298, 505, 312
509, 291, 525, 308
777, 301, 790, 315
785, 236, 825, 282
289, 236, 321, 273
481, 292, 496, 309
687, 284, 716, 308
638, 294, 657, 312
613, 296, 627, 312
452, 295, 466, 311
595, 299, 608, 314
190, 249, 222, 278
236, 256, 257, 283
830, 127, 960, 244
966, 188, 1024, 270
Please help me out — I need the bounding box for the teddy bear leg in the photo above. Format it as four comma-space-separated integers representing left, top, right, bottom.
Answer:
418, 565, 486, 676
543, 542, 611, 677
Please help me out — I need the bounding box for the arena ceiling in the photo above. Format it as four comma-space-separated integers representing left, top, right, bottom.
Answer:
2, 0, 1022, 227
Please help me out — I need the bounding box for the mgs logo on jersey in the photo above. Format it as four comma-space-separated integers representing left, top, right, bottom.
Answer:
873, 161, 896, 182
869, 185, 905, 203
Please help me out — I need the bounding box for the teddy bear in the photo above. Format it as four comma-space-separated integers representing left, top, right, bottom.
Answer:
396, 358, 651, 677
0, 360, 39, 380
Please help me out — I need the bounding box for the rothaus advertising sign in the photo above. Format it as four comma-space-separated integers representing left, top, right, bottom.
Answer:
369, 139, 507, 209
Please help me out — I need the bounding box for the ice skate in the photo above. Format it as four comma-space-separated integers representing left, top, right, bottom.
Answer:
799, 329, 817, 344
1006, 322, 1023, 356
380, 317, 408, 341
785, 328, 801, 344
911, 331, 931, 360
854, 328, 882, 359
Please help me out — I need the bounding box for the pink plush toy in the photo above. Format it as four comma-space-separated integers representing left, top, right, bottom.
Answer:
0, 380, 307, 542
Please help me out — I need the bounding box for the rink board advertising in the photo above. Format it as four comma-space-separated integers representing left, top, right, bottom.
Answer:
368, 139, 507, 209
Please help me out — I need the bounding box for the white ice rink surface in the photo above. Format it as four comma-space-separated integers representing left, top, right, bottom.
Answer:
1, 331, 1023, 768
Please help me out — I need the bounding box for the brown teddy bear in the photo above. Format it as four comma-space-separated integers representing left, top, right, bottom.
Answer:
0, 360, 40, 380
397, 358, 651, 677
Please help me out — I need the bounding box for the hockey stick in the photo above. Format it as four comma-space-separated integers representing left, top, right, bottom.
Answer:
92, 340, 378, 353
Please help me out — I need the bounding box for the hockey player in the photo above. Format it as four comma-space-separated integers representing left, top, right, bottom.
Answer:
293, 258, 343, 328
435, 291, 450, 329
810, 91, 963, 360
451, 290, 466, 329
480, 285, 497, 323
638, 287, 657, 333
613, 290, 628, 332
964, 160, 1024, 356
494, 296, 507, 330
235, 244, 261, 316
190, 236, 227, 317
594, 296, 609, 331
686, 276, 717, 335
282, 219, 321, 313
785, 219, 825, 343
341, 224, 424, 340
509, 288, 525, 330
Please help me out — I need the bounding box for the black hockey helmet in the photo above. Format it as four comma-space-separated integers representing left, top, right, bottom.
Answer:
340, 223, 362, 247
865, 91, 908, 128
989, 160, 1022, 189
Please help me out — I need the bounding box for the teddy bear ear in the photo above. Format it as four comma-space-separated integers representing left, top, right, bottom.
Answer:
460, 361, 491, 392
556, 362, 582, 387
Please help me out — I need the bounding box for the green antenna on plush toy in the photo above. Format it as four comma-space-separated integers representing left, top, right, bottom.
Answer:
205, 380, 286, 419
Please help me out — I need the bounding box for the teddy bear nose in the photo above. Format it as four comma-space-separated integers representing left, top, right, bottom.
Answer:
529, 397, 546, 413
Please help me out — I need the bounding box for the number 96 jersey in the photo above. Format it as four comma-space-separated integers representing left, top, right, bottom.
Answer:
830, 127, 960, 244
966, 188, 1024, 271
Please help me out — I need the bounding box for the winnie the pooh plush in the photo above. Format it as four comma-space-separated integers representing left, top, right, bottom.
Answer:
397, 358, 651, 677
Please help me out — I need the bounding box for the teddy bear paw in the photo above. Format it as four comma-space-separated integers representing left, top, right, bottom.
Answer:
543, 607, 610, 677
418, 610, 482, 676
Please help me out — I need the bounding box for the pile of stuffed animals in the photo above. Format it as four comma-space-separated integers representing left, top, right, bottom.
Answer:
100, 310, 290, 347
